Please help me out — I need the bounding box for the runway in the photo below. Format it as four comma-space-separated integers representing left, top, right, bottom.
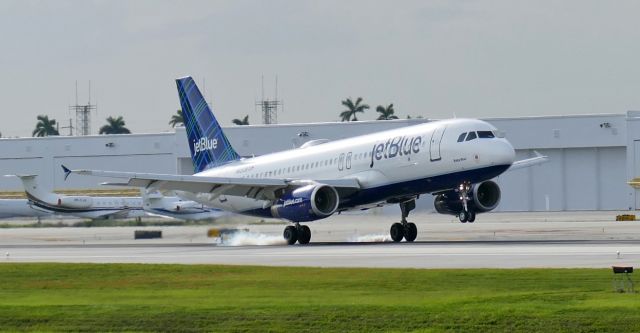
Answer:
1, 240, 639, 268
1, 212, 639, 268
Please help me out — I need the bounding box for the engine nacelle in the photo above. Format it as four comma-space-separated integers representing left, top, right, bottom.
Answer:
57, 196, 93, 209
162, 200, 200, 212
434, 181, 501, 215
271, 184, 340, 222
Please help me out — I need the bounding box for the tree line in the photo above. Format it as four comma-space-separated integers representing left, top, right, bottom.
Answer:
27, 97, 421, 137
32, 115, 131, 137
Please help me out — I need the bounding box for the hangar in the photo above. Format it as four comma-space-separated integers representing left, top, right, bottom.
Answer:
0, 112, 638, 212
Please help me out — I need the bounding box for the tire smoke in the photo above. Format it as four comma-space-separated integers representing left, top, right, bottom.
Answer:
348, 234, 392, 242
220, 231, 287, 246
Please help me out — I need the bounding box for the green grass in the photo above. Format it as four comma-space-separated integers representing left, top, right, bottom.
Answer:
0, 264, 638, 332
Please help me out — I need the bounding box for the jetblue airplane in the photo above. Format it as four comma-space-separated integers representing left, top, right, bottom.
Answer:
67, 76, 546, 244
10, 174, 224, 221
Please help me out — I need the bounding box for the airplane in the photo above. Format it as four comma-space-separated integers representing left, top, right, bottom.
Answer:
142, 189, 227, 221
9, 174, 148, 220
66, 76, 547, 245
9, 173, 226, 221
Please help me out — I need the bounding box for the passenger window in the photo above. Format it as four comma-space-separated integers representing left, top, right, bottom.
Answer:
477, 131, 495, 138
466, 132, 477, 141
457, 133, 467, 142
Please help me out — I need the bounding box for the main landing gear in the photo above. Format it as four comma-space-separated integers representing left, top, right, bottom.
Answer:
390, 199, 418, 242
456, 181, 476, 223
283, 223, 311, 245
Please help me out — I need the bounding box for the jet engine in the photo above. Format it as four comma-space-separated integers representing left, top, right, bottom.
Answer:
271, 184, 340, 222
434, 180, 501, 215
162, 200, 200, 212
57, 196, 93, 209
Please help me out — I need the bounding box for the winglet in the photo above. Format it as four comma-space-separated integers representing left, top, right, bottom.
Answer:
61, 165, 72, 181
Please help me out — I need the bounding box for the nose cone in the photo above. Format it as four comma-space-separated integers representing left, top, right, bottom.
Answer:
491, 139, 516, 167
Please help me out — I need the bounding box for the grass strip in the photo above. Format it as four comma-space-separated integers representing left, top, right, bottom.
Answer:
0, 263, 637, 332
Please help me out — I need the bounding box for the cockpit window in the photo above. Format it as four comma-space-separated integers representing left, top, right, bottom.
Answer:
457, 133, 467, 142
477, 131, 495, 138
465, 131, 477, 141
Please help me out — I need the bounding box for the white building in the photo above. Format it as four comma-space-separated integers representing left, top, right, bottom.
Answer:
1, 112, 638, 211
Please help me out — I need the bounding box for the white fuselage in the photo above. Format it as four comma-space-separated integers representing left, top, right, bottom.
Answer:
181, 119, 515, 215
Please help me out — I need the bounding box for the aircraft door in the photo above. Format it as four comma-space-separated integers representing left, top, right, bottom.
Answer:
346, 152, 352, 170
338, 153, 345, 171
430, 125, 446, 161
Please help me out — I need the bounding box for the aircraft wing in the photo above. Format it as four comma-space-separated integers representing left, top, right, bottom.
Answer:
507, 151, 549, 171
67, 168, 361, 201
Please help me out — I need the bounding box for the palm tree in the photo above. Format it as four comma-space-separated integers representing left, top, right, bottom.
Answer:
99, 116, 131, 134
232, 115, 250, 125
169, 109, 184, 128
340, 97, 369, 121
32, 115, 60, 137
376, 104, 398, 120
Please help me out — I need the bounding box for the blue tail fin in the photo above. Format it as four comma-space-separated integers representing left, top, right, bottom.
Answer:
176, 76, 241, 173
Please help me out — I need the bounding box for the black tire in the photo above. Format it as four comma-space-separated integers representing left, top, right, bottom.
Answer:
390, 223, 404, 242
283, 225, 298, 245
459, 211, 468, 223
467, 210, 476, 223
298, 225, 311, 244
404, 223, 417, 242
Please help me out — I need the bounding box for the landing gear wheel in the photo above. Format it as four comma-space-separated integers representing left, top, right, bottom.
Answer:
404, 223, 417, 242
297, 225, 311, 245
459, 211, 468, 223
283, 225, 298, 245
467, 210, 476, 223
390, 223, 405, 242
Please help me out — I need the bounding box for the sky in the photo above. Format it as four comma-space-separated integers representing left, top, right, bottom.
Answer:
1, 0, 639, 137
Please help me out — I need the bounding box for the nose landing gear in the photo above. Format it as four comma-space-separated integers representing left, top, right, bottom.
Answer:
456, 181, 476, 223
390, 199, 418, 242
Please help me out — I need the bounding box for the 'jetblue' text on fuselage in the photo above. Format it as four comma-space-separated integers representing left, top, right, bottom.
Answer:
370, 135, 422, 167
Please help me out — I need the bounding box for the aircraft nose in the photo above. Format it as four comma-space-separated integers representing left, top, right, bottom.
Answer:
496, 139, 516, 166
481, 139, 515, 167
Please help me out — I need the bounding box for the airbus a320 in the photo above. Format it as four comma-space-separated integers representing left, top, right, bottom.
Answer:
67, 76, 546, 245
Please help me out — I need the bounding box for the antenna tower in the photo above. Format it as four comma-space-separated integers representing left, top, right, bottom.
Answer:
255, 76, 282, 124
69, 80, 97, 136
